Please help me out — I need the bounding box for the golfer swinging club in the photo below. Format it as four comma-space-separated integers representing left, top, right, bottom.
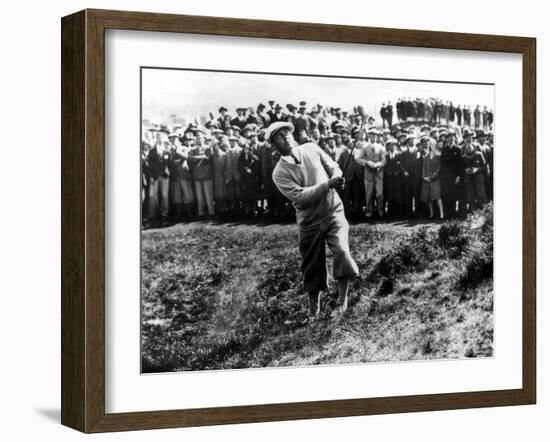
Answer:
267, 121, 360, 317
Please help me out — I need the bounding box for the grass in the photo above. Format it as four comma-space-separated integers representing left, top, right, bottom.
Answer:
141, 204, 494, 373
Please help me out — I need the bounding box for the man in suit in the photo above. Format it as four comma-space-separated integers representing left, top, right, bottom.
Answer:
211, 135, 229, 216
146, 133, 171, 227
461, 128, 487, 211
292, 101, 313, 140
354, 128, 386, 218
323, 133, 341, 162
440, 130, 463, 218
386, 102, 394, 127
217, 106, 230, 131
230, 107, 248, 131
399, 134, 420, 218
187, 130, 215, 218
268, 103, 285, 123
384, 137, 403, 218
476, 131, 493, 201
167, 133, 192, 221
336, 135, 362, 219
474, 105, 481, 129
224, 135, 242, 216
380, 103, 388, 128
463, 105, 471, 127
258, 132, 283, 216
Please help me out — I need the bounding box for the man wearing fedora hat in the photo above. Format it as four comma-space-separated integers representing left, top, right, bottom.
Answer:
267, 103, 285, 124
268, 121, 359, 317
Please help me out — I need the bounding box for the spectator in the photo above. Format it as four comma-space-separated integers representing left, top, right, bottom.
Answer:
238, 141, 261, 216
146, 134, 171, 227
188, 130, 215, 217
420, 137, 444, 219
461, 128, 487, 211
355, 128, 386, 218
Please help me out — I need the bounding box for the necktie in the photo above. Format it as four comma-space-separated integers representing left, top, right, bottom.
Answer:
291, 153, 301, 165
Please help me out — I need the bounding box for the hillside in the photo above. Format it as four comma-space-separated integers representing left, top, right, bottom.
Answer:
141, 205, 493, 373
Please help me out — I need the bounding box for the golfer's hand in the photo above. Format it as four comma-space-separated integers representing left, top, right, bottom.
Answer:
328, 176, 345, 190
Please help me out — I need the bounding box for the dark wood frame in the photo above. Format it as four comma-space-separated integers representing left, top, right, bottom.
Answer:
61, 8, 536, 433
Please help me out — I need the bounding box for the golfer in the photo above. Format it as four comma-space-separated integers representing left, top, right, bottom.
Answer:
268, 121, 359, 317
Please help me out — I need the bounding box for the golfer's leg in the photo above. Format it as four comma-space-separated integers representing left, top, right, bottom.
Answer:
337, 277, 350, 312
299, 227, 328, 315
326, 212, 359, 312
308, 290, 321, 316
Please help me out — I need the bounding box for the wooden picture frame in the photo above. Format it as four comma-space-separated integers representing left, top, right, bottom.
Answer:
61, 8, 536, 433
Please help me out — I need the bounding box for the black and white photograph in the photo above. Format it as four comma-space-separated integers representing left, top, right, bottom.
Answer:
140, 67, 494, 374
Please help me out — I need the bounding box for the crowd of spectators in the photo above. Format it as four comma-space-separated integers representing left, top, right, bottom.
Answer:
141, 99, 494, 228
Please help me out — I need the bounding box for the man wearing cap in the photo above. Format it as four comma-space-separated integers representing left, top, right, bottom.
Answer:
146, 133, 171, 227
268, 121, 359, 317
461, 130, 487, 211
211, 135, 229, 216
476, 131, 493, 201
323, 134, 341, 162
399, 133, 421, 218
308, 108, 321, 133
231, 108, 248, 131
384, 137, 403, 218
337, 136, 363, 220
292, 101, 312, 141
167, 134, 194, 221
224, 136, 243, 216
330, 109, 346, 133
217, 106, 230, 131
440, 130, 463, 218
188, 130, 215, 218
354, 128, 386, 218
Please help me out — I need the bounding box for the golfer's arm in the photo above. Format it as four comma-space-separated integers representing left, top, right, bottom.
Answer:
273, 172, 329, 208
318, 146, 342, 178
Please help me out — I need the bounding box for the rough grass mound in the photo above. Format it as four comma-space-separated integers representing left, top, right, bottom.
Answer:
141, 205, 494, 372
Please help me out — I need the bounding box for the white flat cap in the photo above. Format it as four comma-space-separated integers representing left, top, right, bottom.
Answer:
264, 121, 294, 142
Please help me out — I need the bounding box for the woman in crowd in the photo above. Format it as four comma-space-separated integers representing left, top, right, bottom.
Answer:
420, 137, 444, 219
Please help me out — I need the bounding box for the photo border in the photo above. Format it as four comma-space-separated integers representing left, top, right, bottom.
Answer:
61, 9, 536, 432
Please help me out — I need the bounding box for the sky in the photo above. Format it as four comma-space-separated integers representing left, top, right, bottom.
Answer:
142, 67, 494, 125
